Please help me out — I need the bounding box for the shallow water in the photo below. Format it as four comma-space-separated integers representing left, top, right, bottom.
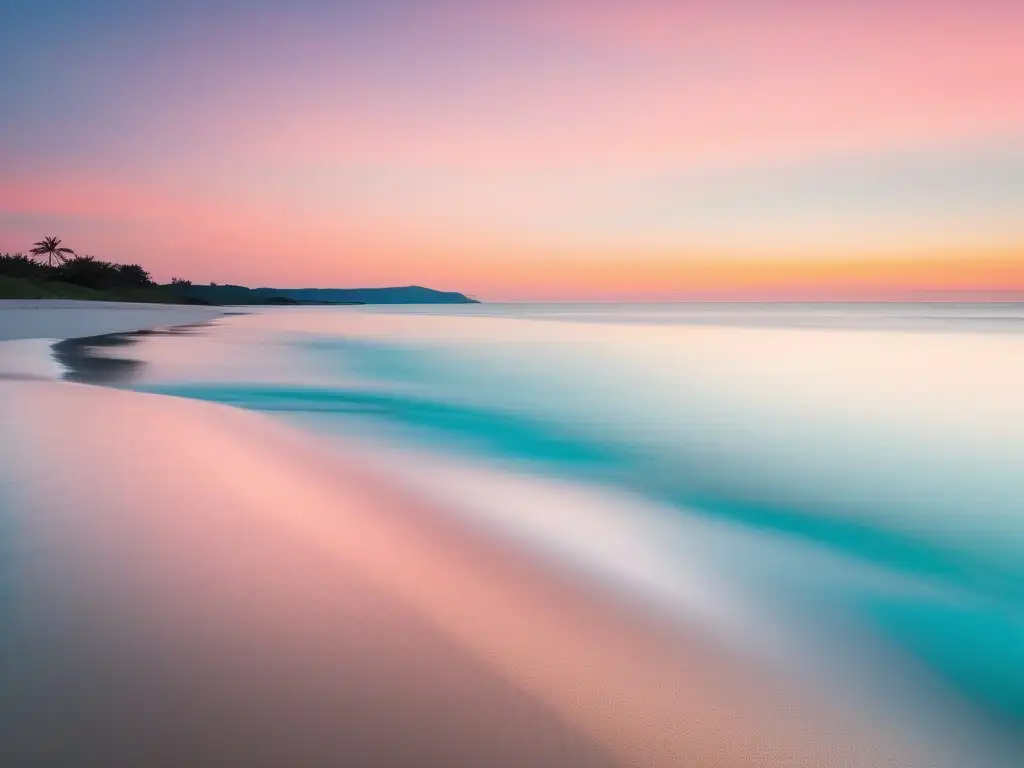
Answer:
13, 302, 1024, 765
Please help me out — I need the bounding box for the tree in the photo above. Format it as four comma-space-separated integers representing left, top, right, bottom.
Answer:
1, 252, 50, 280
55, 255, 119, 289
30, 237, 76, 266
116, 263, 153, 287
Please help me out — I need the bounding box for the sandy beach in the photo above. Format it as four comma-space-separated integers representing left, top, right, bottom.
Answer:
0, 299, 225, 342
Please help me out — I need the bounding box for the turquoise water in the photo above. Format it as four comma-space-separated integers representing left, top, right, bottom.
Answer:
75, 302, 1024, 762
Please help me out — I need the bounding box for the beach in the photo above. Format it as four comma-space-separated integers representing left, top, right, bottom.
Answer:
1, 301, 1020, 767
0, 299, 226, 342
5, 1, 1020, 763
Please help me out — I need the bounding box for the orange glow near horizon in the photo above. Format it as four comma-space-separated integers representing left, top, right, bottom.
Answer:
1, 0, 1022, 299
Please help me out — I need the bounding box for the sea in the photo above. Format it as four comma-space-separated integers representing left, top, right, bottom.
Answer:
48, 302, 1024, 764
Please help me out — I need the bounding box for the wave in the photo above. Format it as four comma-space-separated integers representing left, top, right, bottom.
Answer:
140, 381, 1023, 599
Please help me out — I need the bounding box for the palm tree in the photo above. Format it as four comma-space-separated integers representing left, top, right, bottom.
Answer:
30, 236, 76, 266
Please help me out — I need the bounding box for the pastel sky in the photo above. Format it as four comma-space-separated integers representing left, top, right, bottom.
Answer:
2, 0, 1022, 299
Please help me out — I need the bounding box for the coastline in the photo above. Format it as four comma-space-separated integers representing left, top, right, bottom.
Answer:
0, 299, 227, 343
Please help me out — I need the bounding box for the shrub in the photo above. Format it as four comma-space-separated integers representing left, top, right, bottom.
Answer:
0, 253, 52, 280
54, 256, 121, 289
116, 263, 153, 287
170, 277, 192, 287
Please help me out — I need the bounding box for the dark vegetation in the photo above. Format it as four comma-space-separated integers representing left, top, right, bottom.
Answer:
1, 249, 197, 303
183, 284, 477, 305
1, 237, 477, 305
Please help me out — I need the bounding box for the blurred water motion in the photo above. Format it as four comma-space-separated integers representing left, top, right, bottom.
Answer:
3, 302, 1022, 766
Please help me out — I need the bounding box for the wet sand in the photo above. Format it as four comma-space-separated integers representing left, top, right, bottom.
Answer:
0, 377, 937, 767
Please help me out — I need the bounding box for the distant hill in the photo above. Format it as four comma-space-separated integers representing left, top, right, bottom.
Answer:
182, 284, 478, 305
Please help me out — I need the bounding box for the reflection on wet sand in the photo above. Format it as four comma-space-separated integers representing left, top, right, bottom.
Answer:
0, 379, 936, 767
51, 322, 218, 384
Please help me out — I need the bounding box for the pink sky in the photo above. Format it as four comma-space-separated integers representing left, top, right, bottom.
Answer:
1, 0, 1022, 298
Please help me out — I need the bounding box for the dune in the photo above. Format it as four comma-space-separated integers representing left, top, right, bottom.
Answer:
0, 299, 225, 342
0, 373, 939, 767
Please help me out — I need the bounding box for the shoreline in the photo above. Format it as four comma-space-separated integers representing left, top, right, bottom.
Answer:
0, 298, 228, 343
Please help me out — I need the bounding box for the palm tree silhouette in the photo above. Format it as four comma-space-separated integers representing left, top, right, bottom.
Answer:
30, 236, 76, 266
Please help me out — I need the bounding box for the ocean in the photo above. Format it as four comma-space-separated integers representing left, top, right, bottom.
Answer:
16, 302, 1024, 765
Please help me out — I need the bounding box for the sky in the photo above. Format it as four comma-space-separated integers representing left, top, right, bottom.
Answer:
1, 0, 1022, 300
